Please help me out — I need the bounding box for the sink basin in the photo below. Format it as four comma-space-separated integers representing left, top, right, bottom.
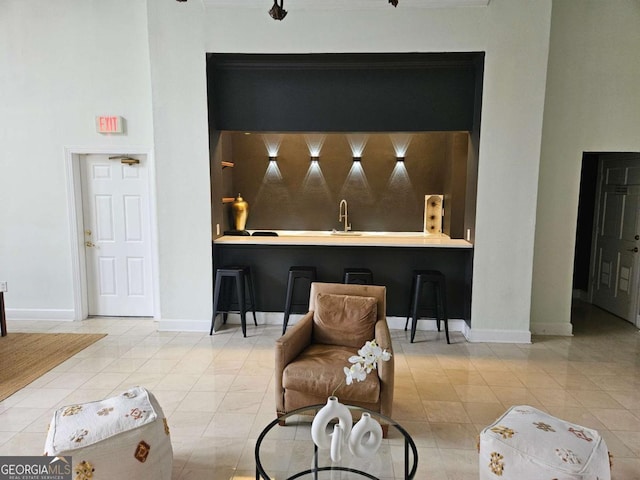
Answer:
330, 229, 362, 236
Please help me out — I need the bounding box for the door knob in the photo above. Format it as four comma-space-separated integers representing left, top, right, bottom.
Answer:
85, 229, 92, 236
628, 247, 638, 253
636, 235, 639, 240
85, 241, 96, 248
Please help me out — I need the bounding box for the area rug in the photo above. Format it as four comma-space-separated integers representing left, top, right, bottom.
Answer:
0, 332, 107, 401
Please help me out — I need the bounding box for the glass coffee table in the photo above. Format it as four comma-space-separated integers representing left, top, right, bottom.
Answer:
255, 404, 418, 480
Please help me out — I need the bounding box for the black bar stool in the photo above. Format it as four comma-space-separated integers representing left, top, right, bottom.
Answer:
343, 268, 373, 285
210, 265, 257, 337
405, 270, 450, 344
282, 266, 317, 334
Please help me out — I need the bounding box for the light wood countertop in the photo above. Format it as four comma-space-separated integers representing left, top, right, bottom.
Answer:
213, 231, 473, 248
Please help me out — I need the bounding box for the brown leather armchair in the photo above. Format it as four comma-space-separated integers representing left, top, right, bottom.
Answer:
275, 282, 394, 420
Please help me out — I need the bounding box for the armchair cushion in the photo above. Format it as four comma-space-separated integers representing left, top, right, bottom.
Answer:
313, 293, 377, 347
282, 344, 380, 404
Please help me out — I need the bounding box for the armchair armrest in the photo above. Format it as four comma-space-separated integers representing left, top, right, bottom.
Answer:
275, 311, 314, 414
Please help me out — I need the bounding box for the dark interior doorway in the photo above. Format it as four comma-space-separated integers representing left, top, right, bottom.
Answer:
573, 152, 640, 311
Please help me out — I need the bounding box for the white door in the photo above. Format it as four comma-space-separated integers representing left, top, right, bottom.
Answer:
80, 154, 153, 316
591, 158, 640, 326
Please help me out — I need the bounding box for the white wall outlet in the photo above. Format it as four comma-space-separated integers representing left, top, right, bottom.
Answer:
0, 281, 7, 293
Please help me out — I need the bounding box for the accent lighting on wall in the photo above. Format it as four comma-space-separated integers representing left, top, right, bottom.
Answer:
310, 156, 319, 163
396, 156, 405, 162
269, 156, 278, 162
353, 156, 362, 162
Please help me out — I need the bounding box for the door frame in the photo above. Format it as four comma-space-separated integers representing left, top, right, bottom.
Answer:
588, 156, 640, 327
64, 146, 160, 321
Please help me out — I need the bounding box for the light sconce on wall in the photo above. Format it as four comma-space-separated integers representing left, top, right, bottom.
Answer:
352, 156, 362, 162
396, 156, 405, 162
269, 156, 278, 162
310, 156, 319, 163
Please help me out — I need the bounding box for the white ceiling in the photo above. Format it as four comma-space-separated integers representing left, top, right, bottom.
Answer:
202, 0, 490, 10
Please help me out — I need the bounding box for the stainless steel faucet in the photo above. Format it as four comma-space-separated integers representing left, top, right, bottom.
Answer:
339, 199, 351, 232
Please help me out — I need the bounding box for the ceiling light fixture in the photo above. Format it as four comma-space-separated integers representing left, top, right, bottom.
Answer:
269, 0, 287, 20
269, 1, 396, 20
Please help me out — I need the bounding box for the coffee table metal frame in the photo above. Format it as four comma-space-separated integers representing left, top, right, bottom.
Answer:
255, 404, 418, 480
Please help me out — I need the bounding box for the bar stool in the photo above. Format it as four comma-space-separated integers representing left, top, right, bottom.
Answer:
282, 266, 317, 334
343, 268, 373, 285
405, 270, 450, 344
210, 265, 257, 337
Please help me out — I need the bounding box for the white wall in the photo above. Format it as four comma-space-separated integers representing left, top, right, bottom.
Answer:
147, 0, 213, 328
205, 0, 552, 342
531, 0, 640, 334
0, 0, 154, 319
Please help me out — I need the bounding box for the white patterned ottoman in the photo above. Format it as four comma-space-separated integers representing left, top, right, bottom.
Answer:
479, 405, 610, 480
44, 386, 172, 480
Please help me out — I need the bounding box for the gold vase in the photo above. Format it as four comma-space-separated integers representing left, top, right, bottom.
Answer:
231, 194, 249, 231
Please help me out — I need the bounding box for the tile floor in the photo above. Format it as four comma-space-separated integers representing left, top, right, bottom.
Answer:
1, 301, 639, 479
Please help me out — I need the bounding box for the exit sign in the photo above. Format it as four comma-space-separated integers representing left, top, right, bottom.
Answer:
96, 115, 124, 134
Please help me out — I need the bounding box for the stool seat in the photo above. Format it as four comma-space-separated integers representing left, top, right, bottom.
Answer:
479, 405, 611, 479
211, 265, 257, 337
405, 269, 450, 344
44, 387, 172, 479
283, 266, 317, 334
343, 268, 373, 285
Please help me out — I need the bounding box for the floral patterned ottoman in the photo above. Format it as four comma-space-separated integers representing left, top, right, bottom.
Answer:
44, 386, 172, 479
479, 405, 610, 479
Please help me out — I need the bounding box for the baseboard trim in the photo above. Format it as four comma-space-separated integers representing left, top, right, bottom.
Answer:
465, 327, 532, 344
530, 321, 573, 336
6, 309, 76, 321
158, 313, 470, 334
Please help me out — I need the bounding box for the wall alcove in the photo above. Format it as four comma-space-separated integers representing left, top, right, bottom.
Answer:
206, 52, 483, 239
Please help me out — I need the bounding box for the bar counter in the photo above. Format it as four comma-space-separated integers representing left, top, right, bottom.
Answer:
213, 231, 473, 321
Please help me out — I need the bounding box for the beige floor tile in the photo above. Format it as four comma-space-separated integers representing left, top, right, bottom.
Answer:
177, 390, 225, 413
489, 386, 543, 408
514, 372, 563, 389
529, 387, 582, 407
575, 390, 625, 409
430, 423, 479, 450
462, 402, 506, 425
453, 385, 499, 403
416, 383, 460, 401
608, 390, 640, 410
423, 401, 472, 423
547, 373, 600, 390
589, 408, 640, 431
611, 430, 640, 457
444, 369, 487, 385
478, 370, 524, 387
217, 391, 264, 414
